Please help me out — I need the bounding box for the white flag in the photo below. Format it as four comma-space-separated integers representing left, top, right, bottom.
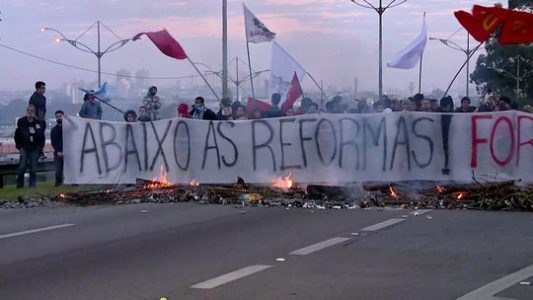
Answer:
387, 15, 427, 69
270, 41, 306, 99
244, 4, 276, 44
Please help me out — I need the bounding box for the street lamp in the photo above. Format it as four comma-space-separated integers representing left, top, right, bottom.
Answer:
41, 21, 132, 88
429, 33, 471, 97
487, 56, 533, 98
194, 59, 269, 101
348, 0, 407, 99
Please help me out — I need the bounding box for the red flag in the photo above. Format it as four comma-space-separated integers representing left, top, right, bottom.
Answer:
454, 5, 509, 42
281, 72, 303, 115
499, 10, 533, 44
133, 29, 188, 60
246, 97, 271, 117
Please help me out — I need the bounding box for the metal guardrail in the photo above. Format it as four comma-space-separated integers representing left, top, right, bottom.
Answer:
0, 154, 56, 188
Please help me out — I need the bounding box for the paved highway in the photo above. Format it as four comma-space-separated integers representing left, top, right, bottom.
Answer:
0, 204, 532, 299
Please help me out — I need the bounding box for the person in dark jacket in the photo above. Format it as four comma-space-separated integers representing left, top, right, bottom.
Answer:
51, 110, 64, 186
29, 81, 47, 120
137, 106, 151, 122
266, 93, 282, 118
14, 104, 46, 188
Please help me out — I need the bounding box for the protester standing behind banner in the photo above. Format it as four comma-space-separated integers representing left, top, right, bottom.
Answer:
177, 103, 190, 118
124, 110, 137, 122
29, 81, 47, 121
143, 86, 161, 121
266, 93, 282, 118
51, 110, 64, 187
190, 96, 208, 119
14, 104, 45, 188
137, 106, 151, 122
79, 94, 103, 119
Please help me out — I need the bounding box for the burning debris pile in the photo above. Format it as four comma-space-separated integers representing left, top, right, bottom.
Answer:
46, 178, 533, 212
364, 181, 533, 211
2, 169, 532, 211
51, 173, 307, 207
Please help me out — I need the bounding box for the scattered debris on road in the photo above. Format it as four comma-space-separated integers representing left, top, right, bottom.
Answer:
1, 179, 532, 211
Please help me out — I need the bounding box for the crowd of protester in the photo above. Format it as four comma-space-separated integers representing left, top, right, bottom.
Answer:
12, 81, 533, 188
132, 91, 528, 123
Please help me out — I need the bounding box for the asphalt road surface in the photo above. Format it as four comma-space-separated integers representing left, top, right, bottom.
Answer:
0, 203, 532, 300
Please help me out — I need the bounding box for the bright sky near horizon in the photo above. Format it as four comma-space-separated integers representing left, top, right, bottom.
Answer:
0, 0, 498, 95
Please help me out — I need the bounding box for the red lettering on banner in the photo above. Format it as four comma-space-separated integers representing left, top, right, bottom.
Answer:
471, 115, 492, 168
517, 115, 533, 166
489, 116, 515, 167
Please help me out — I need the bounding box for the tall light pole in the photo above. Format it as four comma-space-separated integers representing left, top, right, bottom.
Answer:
42, 21, 131, 88
222, 0, 229, 100
348, 0, 407, 99
429, 33, 471, 97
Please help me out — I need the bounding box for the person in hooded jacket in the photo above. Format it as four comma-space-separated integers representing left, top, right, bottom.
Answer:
143, 86, 162, 121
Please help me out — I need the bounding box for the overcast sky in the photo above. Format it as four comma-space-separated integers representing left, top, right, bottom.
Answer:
0, 0, 498, 96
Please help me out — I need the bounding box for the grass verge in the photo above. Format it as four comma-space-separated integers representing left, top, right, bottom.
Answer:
0, 181, 101, 201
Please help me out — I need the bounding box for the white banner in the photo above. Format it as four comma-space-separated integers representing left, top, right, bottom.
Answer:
270, 42, 306, 99
63, 111, 533, 185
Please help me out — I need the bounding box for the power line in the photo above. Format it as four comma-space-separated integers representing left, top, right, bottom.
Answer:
0, 43, 202, 80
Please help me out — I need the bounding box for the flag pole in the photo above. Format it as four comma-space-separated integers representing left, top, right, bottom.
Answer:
306, 71, 329, 103
186, 57, 221, 101
418, 12, 426, 94
246, 39, 256, 99
418, 52, 423, 94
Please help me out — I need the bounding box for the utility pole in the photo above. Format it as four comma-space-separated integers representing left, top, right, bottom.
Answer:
429, 32, 472, 97
222, 0, 229, 100
236, 57, 239, 101
348, 0, 407, 99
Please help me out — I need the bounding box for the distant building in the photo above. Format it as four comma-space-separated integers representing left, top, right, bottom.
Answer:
135, 69, 150, 90
66, 79, 87, 104
116, 68, 132, 98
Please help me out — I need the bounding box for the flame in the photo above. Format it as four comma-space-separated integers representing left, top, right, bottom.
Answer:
453, 191, 466, 200
58, 193, 66, 199
189, 179, 200, 186
436, 185, 446, 193
272, 172, 294, 190
144, 165, 175, 190
388, 186, 399, 198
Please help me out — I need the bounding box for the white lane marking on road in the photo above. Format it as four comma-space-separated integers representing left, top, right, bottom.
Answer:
361, 218, 405, 232
410, 209, 432, 216
0, 223, 76, 239
290, 237, 351, 256
191, 265, 273, 289
457, 263, 533, 300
